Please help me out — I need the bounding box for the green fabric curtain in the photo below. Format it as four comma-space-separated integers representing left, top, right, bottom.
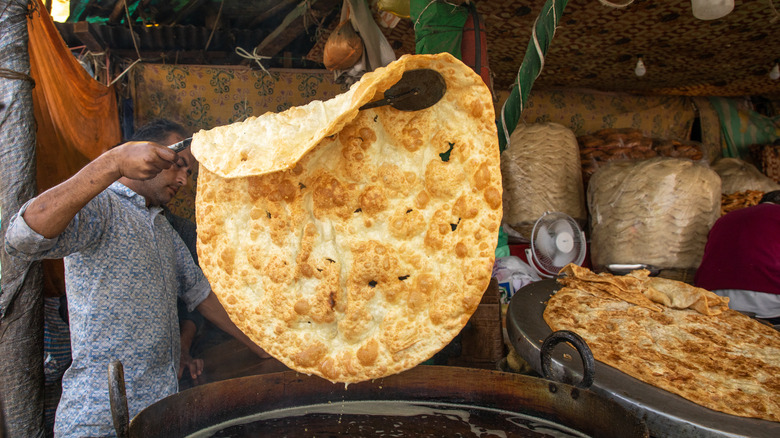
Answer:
708, 97, 780, 158
409, 0, 468, 58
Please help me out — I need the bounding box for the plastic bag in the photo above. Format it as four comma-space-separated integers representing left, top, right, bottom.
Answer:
501, 123, 586, 238
588, 157, 721, 270
711, 157, 780, 194
377, 0, 410, 18
492, 256, 542, 304
323, 20, 363, 71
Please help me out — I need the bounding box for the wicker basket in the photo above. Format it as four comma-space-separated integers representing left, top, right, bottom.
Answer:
750, 143, 780, 183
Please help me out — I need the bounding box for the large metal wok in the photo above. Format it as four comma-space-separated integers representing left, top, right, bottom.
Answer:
507, 279, 780, 438
109, 362, 647, 437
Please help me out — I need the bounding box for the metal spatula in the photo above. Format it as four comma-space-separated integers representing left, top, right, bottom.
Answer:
166, 69, 447, 153
168, 137, 192, 153
359, 68, 446, 111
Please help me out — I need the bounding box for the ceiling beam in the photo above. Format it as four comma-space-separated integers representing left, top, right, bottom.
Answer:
73, 21, 106, 53
253, 0, 340, 57
248, 0, 299, 28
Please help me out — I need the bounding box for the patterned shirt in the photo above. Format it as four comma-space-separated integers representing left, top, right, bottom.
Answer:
5, 182, 210, 438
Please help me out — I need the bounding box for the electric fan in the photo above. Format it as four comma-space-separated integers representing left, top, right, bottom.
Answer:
525, 211, 586, 278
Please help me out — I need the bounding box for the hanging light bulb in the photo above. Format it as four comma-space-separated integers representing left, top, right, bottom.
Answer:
634, 56, 646, 77
770, 63, 780, 81
691, 0, 734, 21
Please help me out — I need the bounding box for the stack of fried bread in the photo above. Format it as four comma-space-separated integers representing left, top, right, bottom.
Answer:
191, 54, 502, 383
544, 264, 780, 422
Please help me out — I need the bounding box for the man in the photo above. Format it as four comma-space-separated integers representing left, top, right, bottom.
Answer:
694, 190, 780, 323
5, 119, 267, 437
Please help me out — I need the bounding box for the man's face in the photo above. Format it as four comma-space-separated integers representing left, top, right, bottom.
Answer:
141, 132, 195, 207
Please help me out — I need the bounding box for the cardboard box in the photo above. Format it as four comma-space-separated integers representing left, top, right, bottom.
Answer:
448, 279, 504, 368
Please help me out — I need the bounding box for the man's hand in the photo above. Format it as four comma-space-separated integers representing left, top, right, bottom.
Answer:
178, 350, 205, 382
108, 141, 183, 181
20, 140, 184, 238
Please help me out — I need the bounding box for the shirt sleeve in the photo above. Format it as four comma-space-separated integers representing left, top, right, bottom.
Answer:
5, 196, 109, 261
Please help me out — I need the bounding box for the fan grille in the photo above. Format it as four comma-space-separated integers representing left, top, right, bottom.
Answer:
530, 212, 586, 276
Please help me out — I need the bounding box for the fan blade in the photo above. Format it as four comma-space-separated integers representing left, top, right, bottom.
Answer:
553, 251, 575, 268
551, 218, 575, 237
534, 224, 556, 258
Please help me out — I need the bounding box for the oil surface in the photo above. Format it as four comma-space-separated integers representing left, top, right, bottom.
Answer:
188, 400, 590, 438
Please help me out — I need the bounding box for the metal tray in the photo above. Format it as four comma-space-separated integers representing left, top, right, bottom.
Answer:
506, 279, 779, 438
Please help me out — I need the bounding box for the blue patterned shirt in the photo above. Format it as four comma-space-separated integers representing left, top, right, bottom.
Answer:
5, 182, 210, 438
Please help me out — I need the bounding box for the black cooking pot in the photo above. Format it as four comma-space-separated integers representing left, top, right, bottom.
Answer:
109, 340, 648, 438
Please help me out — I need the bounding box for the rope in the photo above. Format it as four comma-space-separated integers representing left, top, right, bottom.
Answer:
123, 1, 142, 61
235, 46, 273, 78
497, 0, 568, 151
204, 0, 225, 52
769, 0, 780, 23
108, 58, 141, 86
0, 68, 35, 87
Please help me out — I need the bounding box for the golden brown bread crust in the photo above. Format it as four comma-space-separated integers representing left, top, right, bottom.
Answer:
545, 265, 780, 422
193, 53, 501, 383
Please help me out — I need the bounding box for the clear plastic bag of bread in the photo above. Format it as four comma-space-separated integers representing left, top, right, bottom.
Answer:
501, 122, 586, 238
588, 157, 721, 271
323, 19, 364, 71
711, 157, 780, 194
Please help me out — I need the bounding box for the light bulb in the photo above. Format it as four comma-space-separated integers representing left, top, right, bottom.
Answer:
770, 63, 780, 81
691, 0, 734, 20
635, 58, 646, 77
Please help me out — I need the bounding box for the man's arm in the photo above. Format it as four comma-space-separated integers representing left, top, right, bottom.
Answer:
196, 292, 271, 359
23, 141, 183, 238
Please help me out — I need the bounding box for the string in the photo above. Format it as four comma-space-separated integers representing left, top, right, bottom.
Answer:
768, 0, 780, 23
109, 58, 141, 86
204, 0, 225, 52
0, 68, 35, 87
235, 47, 273, 78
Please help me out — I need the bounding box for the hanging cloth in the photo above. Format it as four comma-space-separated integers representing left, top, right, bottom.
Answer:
27, 0, 122, 298
410, 0, 468, 57
29, 0, 121, 192
461, 4, 491, 89
335, 0, 397, 84
707, 97, 780, 159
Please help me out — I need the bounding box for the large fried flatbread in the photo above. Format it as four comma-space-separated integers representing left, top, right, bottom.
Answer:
558, 264, 663, 312
192, 53, 501, 383
643, 276, 730, 316
545, 265, 780, 422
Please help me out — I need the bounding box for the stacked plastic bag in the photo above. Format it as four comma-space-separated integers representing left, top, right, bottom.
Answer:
501, 123, 586, 238
711, 157, 780, 194
588, 157, 721, 270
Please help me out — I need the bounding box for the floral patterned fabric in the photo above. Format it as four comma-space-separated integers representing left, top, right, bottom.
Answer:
133, 64, 703, 222
497, 88, 697, 141
132, 64, 350, 222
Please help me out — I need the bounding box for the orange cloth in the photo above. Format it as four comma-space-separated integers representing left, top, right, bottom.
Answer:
29, 0, 120, 189
28, 0, 122, 296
